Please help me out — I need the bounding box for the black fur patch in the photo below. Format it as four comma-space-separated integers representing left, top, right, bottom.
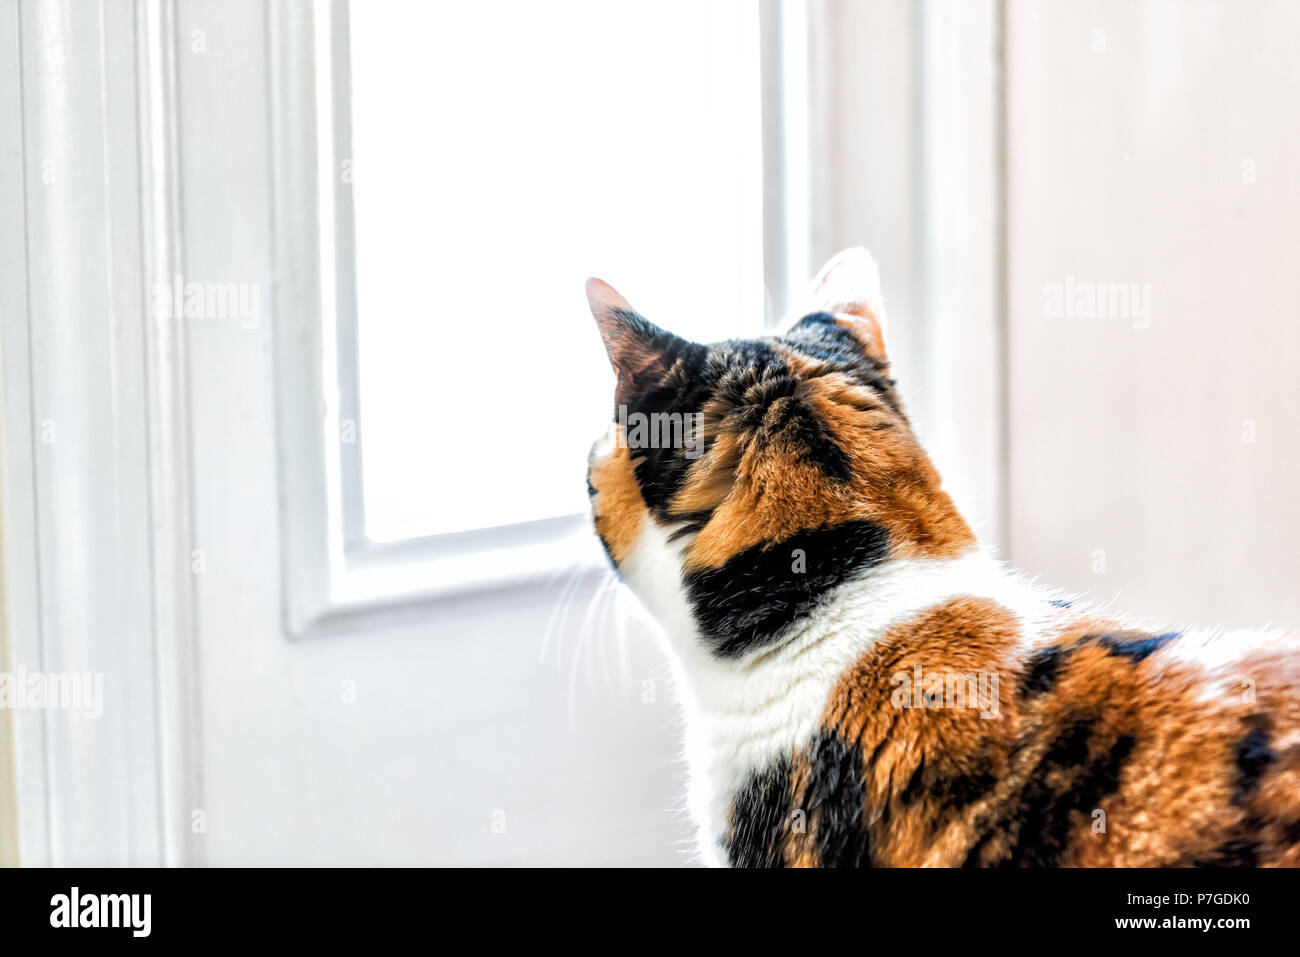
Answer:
618, 334, 859, 515
724, 756, 794, 868
754, 392, 853, 479
905, 760, 998, 811
799, 733, 873, 867
1018, 631, 1181, 700
782, 312, 902, 415
1232, 715, 1276, 806
1186, 721, 1282, 867
614, 327, 712, 514
684, 520, 891, 658
1089, 631, 1180, 663
665, 511, 713, 545
965, 719, 1135, 867
1194, 839, 1263, 868
899, 754, 998, 841
1020, 646, 1070, 699
725, 732, 872, 868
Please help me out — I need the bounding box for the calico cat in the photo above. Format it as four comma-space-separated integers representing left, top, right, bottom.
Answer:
584, 248, 1300, 867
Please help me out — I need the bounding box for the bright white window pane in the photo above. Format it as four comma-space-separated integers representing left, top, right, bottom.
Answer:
348, 0, 764, 543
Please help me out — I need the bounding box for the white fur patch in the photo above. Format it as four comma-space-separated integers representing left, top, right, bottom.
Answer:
1154, 625, 1296, 706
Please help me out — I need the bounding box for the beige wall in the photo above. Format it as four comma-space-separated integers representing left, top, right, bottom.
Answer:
1005, 0, 1300, 628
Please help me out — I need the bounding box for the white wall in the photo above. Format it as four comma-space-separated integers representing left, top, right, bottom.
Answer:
1004, 0, 1300, 628
811, 0, 1300, 633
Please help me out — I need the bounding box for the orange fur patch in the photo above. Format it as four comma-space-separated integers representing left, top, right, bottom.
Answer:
587, 440, 647, 564
674, 344, 974, 571
807, 601, 1300, 866
830, 310, 888, 369
822, 597, 1022, 866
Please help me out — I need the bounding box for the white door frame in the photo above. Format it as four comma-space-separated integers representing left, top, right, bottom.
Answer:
0, 0, 198, 867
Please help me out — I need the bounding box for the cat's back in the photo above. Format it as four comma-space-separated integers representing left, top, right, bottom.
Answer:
723, 586, 1300, 867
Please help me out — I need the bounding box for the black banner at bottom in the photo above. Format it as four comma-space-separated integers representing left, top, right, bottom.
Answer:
0, 866, 1289, 942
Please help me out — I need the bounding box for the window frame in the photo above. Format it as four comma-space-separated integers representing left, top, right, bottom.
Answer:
270, 0, 808, 637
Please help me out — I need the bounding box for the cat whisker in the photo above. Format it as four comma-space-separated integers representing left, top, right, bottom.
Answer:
540, 558, 593, 668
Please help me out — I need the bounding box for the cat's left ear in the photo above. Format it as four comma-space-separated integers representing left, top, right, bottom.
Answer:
586, 278, 695, 407
797, 247, 889, 364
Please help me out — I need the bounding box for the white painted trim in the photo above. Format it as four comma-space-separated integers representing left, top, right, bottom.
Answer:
268, 0, 607, 640
0, 0, 193, 866
0, 0, 203, 867
777, 0, 812, 310
0, 0, 46, 868
759, 0, 812, 325
136, 0, 201, 868
268, 0, 333, 639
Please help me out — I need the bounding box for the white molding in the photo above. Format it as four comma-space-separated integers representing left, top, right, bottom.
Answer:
0, 0, 198, 867
268, 0, 333, 640
136, 0, 201, 868
0, 0, 44, 868
759, 0, 812, 325
805, 0, 1007, 549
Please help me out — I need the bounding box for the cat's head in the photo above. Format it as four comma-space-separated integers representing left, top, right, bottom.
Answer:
585, 249, 973, 659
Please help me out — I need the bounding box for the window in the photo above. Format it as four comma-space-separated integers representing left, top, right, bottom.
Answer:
347, 0, 766, 542
270, 0, 786, 633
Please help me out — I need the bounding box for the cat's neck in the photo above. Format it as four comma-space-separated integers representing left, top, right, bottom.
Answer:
672, 547, 1020, 726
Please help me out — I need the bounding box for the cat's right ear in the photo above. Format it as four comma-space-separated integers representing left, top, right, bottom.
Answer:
788, 247, 890, 366
586, 278, 693, 407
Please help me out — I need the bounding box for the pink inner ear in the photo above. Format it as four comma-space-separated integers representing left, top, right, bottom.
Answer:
586, 277, 634, 318
588, 280, 640, 364
810, 247, 886, 326
586, 277, 667, 405
813, 258, 850, 297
